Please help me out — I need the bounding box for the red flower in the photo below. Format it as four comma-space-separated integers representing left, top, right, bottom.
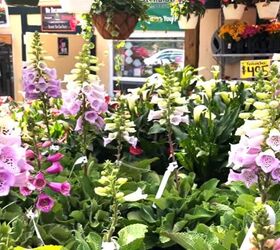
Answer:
129, 146, 143, 156
105, 95, 110, 104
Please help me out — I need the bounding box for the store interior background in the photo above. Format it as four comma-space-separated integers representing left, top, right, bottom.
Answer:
0, 1, 258, 100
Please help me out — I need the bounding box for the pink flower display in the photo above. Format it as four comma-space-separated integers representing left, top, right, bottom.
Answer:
255, 149, 279, 173
47, 152, 64, 162
0, 169, 15, 196
33, 172, 47, 191
36, 193, 55, 213
266, 129, 280, 152
48, 181, 71, 196
60, 82, 108, 131
46, 161, 63, 174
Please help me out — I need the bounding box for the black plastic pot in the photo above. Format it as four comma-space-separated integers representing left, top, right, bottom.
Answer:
223, 41, 237, 54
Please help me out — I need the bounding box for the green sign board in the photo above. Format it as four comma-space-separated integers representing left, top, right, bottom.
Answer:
136, 0, 180, 31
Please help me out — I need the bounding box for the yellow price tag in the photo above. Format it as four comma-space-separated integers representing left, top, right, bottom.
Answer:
240, 59, 271, 79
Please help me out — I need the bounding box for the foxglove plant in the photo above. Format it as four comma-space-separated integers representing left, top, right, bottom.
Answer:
227, 64, 280, 203
95, 160, 147, 249
19, 142, 71, 213
103, 95, 138, 160
147, 66, 189, 190
22, 32, 61, 139
0, 116, 32, 196
60, 14, 107, 175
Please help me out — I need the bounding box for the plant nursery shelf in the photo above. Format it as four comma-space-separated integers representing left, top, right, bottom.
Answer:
213, 53, 274, 57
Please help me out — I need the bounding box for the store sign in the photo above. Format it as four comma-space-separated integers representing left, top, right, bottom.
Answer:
41, 6, 77, 32
0, 0, 9, 27
136, 0, 180, 31
240, 59, 271, 79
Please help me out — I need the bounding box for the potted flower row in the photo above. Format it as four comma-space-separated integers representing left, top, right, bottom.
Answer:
218, 21, 280, 53
170, 0, 206, 29
221, 0, 280, 20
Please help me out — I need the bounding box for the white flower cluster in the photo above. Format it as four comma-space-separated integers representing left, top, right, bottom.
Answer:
146, 73, 189, 126
103, 97, 137, 147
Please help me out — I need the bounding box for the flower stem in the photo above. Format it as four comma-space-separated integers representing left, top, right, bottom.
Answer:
41, 94, 51, 141
104, 201, 119, 242
167, 126, 179, 190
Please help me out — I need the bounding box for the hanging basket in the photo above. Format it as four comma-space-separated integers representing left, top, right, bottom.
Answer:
178, 14, 199, 30
222, 4, 246, 20
5, 0, 39, 6
92, 12, 139, 40
59, 0, 92, 14
256, 1, 280, 19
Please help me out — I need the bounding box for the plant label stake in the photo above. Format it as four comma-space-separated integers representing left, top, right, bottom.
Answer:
155, 161, 178, 200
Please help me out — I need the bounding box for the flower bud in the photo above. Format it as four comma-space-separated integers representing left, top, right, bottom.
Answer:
219, 92, 231, 104
115, 192, 124, 200
98, 176, 110, 185
253, 102, 268, 110
269, 100, 279, 108
256, 93, 270, 100
257, 234, 264, 241
94, 187, 109, 197
253, 109, 270, 120
116, 178, 128, 186
239, 113, 251, 119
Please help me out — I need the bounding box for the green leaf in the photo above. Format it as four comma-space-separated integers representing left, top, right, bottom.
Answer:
81, 176, 94, 198
86, 232, 102, 250
222, 230, 237, 249
163, 232, 210, 250
139, 205, 156, 223
118, 224, 148, 247
179, 177, 192, 197
172, 125, 188, 141
185, 207, 216, 221
236, 194, 255, 210
200, 179, 219, 192
49, 225, 72, 244
70, 210, 86, 223
2, 203, 22, 221
148, 123, 166, 135
120, 238, 145, 250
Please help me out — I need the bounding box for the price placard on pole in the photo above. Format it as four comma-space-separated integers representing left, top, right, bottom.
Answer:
240, 59, 271, 79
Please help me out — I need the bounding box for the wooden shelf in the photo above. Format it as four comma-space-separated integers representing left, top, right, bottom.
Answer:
213, 53, 274, 57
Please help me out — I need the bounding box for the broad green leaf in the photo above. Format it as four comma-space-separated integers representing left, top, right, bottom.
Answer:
172, 125, 188, 141
81, 176, 94, 198
163, 232, 210, 250
86, 232, 102, 250
120, 238, 145, 250
200, 179, 219, 192
148, 123, 166, 135
222, 230, 237, 249
49, 225, 72, 244
118, 224, 148, 247
236, 194, 255, 210
70, 210, 86, 223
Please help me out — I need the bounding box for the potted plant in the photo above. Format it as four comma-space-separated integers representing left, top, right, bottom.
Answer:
59, 0, 93, 14
221, 0, 247, 20
241, 23, 263, 53
265, 22, 280, 52
4, 0, 39, 6
255, 0, 280, 19
218, 21, 246, 53
170, 0, 206, 30
91, 0, 149, 40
